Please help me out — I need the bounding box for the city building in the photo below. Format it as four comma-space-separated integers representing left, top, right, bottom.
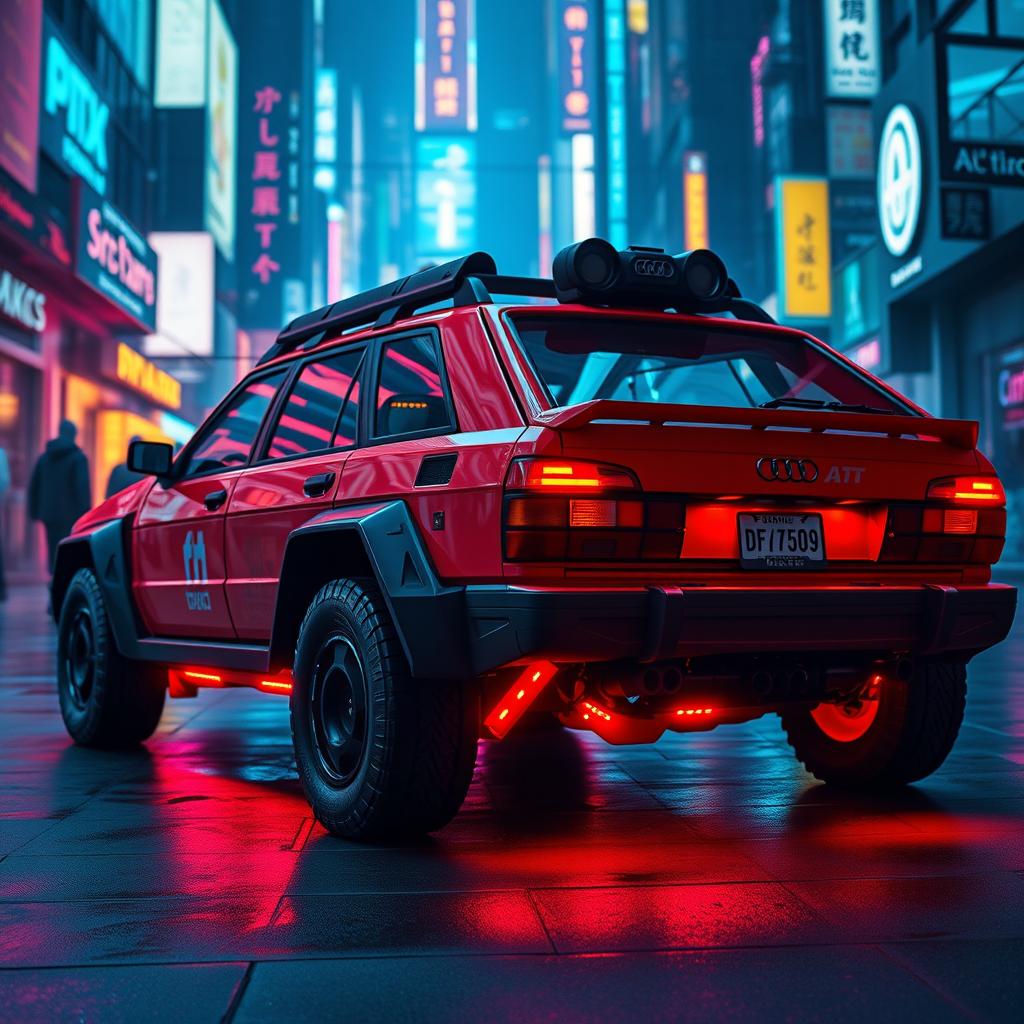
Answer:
0, 0, 177, 577
847, 0, 1024, 558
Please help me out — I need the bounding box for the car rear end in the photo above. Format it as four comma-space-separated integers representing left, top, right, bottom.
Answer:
471, 305, 1015, 767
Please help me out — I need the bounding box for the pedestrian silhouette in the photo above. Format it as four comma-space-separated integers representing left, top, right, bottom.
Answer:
106, 435, 146, 498
28, 420, 91, 573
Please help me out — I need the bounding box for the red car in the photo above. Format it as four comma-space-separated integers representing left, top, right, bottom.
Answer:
52, 239, 1016, 839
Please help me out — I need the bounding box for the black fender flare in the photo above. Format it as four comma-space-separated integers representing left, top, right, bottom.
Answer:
51, 518, 145, 657
269, 501, 470, 679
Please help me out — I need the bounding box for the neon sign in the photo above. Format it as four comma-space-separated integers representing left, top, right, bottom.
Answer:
41, 18, 109, 194
560, 2, 595, 133
75, 185, 158, 331
249, 84, 284, 289
416, 1, 477, 132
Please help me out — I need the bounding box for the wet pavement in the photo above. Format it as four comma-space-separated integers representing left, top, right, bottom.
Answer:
0, 582, 1022, 1023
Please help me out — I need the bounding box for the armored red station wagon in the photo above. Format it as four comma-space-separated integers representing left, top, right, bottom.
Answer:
52, 239, 1017, 838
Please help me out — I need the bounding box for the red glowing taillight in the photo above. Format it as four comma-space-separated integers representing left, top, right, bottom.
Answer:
926, 476, 1006, 504
506, 458, 639, 492
880, 475, 1006, 565
503, 457, 684, 562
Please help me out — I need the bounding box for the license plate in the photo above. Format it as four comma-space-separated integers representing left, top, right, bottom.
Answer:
738, 513, 825, 569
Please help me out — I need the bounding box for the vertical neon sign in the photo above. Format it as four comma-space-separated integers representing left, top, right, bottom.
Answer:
605, 0, 627, 248
250, 85, 283, 290
416, 0, 477, 133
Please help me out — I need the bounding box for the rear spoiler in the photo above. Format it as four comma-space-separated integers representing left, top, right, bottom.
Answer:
530, 400, 979, 449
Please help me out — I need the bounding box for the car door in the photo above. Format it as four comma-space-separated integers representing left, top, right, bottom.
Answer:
225, 345, 366, 640
133, 367, 290, 639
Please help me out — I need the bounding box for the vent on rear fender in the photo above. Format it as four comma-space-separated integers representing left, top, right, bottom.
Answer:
415, 453, 458, 487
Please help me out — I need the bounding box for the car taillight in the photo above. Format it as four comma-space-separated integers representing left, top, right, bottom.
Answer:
880, 475, 1006, 565
505, 458, 639, 491
504, 457, 684, 562
926, 476, 1006, 504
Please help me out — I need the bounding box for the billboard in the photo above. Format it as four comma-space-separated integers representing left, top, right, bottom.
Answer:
416, 0, 477, 132
775, 177, 831, 322
204, 0, 237, 261
75, 184, 159, 331
155, 0, 207, 108
559, 1, 596, 133
145, 232, 215, 357
415, 137, 476, 257
824, 0, 879, 99
683, 151, 708, 251
0, 0, 43, 191
41, 16, 111, 195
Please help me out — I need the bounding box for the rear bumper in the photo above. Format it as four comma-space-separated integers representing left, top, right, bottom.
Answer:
464, 582, 1017, 673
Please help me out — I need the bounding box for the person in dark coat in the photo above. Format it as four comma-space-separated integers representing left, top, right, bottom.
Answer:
29, 420, 92, 572
105, 435, 145, 498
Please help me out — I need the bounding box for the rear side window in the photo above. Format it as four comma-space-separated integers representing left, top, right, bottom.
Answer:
177, 369, 288, 477
508, 316, 910, 415
373, 334, 454, 438
264, 348, 364, 459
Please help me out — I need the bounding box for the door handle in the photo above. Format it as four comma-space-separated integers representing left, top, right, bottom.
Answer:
203, 488, 228, 511
303, 471, 336, 498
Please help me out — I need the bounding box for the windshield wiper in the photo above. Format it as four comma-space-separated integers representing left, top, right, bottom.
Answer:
759, 397, 896, 415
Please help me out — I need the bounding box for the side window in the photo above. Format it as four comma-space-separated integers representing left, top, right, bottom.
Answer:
373, 334, 453, 439
177, 369, 288, 478
264, 348, 364, 460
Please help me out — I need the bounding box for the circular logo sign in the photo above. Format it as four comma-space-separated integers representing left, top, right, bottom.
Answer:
877, 104, 923, 258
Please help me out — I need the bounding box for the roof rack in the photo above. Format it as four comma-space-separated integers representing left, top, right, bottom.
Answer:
257, 250, 774, 366
259, 252, 496, 365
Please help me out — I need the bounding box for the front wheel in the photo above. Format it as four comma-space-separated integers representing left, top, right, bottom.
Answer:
290, 578, 478, 840
57, 568, 166, 747
781, 659, 967, 789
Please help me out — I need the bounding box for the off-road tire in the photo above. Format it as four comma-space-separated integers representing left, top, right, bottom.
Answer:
781, 659, 967, 789
290, 577, 478, 840
57, 568, 166, 747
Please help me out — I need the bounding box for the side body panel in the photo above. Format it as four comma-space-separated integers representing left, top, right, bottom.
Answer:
225, 453, 348, 640
132, 471, 245, 638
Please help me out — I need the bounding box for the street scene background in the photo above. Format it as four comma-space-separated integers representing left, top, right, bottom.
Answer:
1, 3, 1024, 1021
1, 0, 1024, 585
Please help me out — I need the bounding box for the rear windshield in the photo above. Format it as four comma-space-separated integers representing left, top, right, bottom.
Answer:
508, 316, 912, 415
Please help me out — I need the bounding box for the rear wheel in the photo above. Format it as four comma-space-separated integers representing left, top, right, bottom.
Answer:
57, 568, 166, 747
781, 659, 967, 789
290, 577, 478, 840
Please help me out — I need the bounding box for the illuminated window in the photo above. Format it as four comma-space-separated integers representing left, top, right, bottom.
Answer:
265, 348, 364, 460
373, 335, 454, 438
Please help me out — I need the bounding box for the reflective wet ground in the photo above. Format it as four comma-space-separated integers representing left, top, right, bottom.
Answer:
1, 583, 1022, 1022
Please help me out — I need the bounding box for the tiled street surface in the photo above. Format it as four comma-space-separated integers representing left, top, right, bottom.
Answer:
1, 582, 1022, 1022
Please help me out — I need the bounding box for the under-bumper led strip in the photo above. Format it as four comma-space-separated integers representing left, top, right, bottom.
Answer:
484, 661, 558, 739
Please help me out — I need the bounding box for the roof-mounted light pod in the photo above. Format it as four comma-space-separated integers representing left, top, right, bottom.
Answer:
551, 238, 730, 311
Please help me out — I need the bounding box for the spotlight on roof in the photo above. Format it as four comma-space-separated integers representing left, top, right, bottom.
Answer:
551, 239, 731, 311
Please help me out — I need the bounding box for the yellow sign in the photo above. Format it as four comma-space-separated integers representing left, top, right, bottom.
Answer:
683, 152, 708, 251
627, 1, 649, 34
115, 342, 182, 410
777, 177, 831, 320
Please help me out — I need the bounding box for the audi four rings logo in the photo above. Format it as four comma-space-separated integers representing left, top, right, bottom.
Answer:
633, 257, 674, 278
756, 457, 819, 482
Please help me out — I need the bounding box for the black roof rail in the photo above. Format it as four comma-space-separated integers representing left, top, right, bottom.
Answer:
257, 251, 497, 365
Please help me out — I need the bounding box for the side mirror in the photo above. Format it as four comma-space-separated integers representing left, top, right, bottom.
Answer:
127, 440, 173, 477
